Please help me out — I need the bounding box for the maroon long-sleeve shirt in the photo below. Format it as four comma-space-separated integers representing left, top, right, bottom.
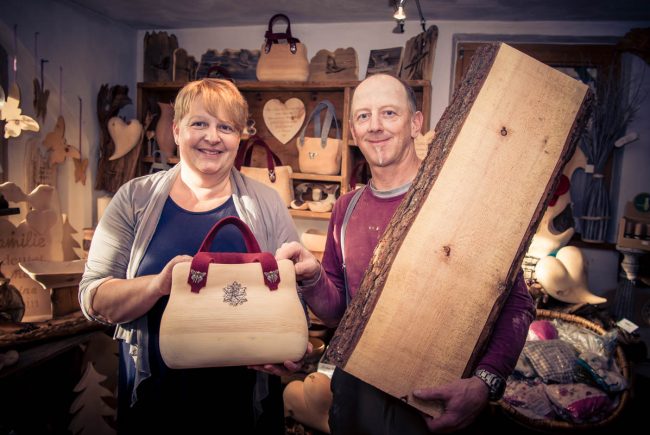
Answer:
300, 185, 535, 380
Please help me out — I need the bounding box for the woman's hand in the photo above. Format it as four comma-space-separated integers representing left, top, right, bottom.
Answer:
147, 255, 193, 297
275, 241, 320, 282
248, 340, 314, 376
413, 376, 489, 433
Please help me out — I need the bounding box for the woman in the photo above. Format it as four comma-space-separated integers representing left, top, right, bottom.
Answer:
79, 78, 299, 434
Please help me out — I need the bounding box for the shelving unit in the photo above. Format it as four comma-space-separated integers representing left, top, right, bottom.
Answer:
137, 80, 431, 221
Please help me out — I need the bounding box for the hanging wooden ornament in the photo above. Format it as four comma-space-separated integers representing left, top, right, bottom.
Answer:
32, 34, 49, 121
1, 25, 39, 139
73, 97, 88, 184
43, 67, 80, 167
1, 83, 40, 139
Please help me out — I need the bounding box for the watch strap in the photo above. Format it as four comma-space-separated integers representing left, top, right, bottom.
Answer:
474, 368, 506, 401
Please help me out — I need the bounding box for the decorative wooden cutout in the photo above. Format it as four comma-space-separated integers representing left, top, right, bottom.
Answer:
24, 135, 57, 191
107, 117, 143, 161
73, 158, 89, 184
143, 31, 178, 82
0, 182, 65, 321
33, 77, 49, 121
172, 48, 198, 82
323, 43, 592, 417
43, 116, 81, 166
414, 130, 435, 160
196, 48, 260, 81
262, 98, 305, 144
366, 47, 403, 77
308, 48, 358, 81
0, 83, 40, 139
400, 26, 438, 81
95, 84, 141, 193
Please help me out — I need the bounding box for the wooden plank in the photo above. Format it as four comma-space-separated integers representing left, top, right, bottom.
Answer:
323, 43, 592, 416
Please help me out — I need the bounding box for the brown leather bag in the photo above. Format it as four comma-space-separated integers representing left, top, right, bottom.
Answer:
256, 14, 309, 82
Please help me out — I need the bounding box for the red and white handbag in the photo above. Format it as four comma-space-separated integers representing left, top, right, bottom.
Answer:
159, 216, 308, 368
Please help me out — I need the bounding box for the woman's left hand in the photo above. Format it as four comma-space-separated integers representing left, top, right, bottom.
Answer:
248, 340, 313, 376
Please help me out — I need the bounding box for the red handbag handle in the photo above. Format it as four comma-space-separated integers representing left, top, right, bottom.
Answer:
235, 136, 282, 183
187, 216, 281, 293
264, 14, 300, 54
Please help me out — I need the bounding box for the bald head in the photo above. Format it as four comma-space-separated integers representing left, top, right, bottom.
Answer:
351, 74, 417, 117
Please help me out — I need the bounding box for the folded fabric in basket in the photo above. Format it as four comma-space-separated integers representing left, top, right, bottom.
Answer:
523, 339, 577, 384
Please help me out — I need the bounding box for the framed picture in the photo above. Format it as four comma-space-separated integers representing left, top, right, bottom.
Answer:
366, 47, 403, 77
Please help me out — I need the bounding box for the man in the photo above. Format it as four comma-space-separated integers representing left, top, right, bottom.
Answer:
277, 74, 534, 433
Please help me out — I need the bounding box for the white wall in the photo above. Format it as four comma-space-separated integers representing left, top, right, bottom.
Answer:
1, 0, 137, 240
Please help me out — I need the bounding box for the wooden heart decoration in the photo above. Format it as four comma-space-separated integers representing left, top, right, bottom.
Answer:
263, 98, 305, 144
107, 117, 144, 160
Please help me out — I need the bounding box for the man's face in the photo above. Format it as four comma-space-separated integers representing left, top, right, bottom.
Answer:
350, 75, 422, 169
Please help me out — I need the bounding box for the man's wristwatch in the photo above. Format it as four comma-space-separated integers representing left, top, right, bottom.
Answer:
473, 369, 506, 401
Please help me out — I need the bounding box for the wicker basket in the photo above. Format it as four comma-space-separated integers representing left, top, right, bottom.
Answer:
497, 308, 631, 431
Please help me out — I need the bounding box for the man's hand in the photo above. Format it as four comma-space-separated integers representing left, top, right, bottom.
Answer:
275, 241, 321, 282
248, 341, 313, 376
413, 376, 489, 433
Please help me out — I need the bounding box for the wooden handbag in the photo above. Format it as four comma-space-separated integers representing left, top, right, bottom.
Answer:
236, 136, 294, 207
296, 100, 342, 175
256, 14, 309, 82
159, 216, 309, 369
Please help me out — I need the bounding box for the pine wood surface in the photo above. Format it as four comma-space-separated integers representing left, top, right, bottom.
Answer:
323, 43, 592, 416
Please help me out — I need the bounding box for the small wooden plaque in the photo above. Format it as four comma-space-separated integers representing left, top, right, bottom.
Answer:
324, 43, 592, 416
308, 48, 359, 81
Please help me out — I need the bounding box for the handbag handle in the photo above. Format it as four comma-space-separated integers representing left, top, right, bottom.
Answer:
264, 14, 301, 54
188, 216, 281, 293
235, 136, 283, 183
297, 100, 340, 149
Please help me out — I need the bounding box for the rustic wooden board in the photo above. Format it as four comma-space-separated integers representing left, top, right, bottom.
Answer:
323, 43, 592, 416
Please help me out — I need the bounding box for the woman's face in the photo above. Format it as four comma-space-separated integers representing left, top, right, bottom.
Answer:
173, 96, 241, 179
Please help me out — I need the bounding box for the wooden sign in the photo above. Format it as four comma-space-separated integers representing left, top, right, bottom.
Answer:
366, 47, 403, 77
323, 43, 592, 416
0, 183, 65, 321
196, 48, 260, 81
399, 26, 438, 81
262, 98, 306, 144
308, 48, 358, 81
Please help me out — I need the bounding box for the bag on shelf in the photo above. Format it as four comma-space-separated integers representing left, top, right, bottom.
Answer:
159, 216, 309, 369
236, 136, 294, 207
256, 14, 309, 82
296, 100, 342, 175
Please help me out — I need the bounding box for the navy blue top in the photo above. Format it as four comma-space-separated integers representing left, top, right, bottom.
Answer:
117, 197, 282, 434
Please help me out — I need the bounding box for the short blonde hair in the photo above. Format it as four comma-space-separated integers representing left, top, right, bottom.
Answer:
173, 78, 248, 132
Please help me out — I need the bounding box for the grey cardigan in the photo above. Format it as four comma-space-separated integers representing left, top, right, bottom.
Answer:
79, 164, 299, 404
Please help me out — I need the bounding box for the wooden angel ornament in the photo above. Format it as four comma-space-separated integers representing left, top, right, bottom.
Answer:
0, 83, 40, 139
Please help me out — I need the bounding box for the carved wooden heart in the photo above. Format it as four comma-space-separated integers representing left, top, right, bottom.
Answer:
263, 98, 305, 144
108, 117, 144, 160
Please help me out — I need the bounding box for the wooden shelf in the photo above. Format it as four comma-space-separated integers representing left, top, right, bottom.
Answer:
291, 173, 342, 182
289, 209, 332, 220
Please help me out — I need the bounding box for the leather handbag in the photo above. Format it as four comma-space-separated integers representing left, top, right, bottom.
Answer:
296, 100, 342, 175
256, 14, 309, 82
159, 216, 309, 369
236, 136, 293, 207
